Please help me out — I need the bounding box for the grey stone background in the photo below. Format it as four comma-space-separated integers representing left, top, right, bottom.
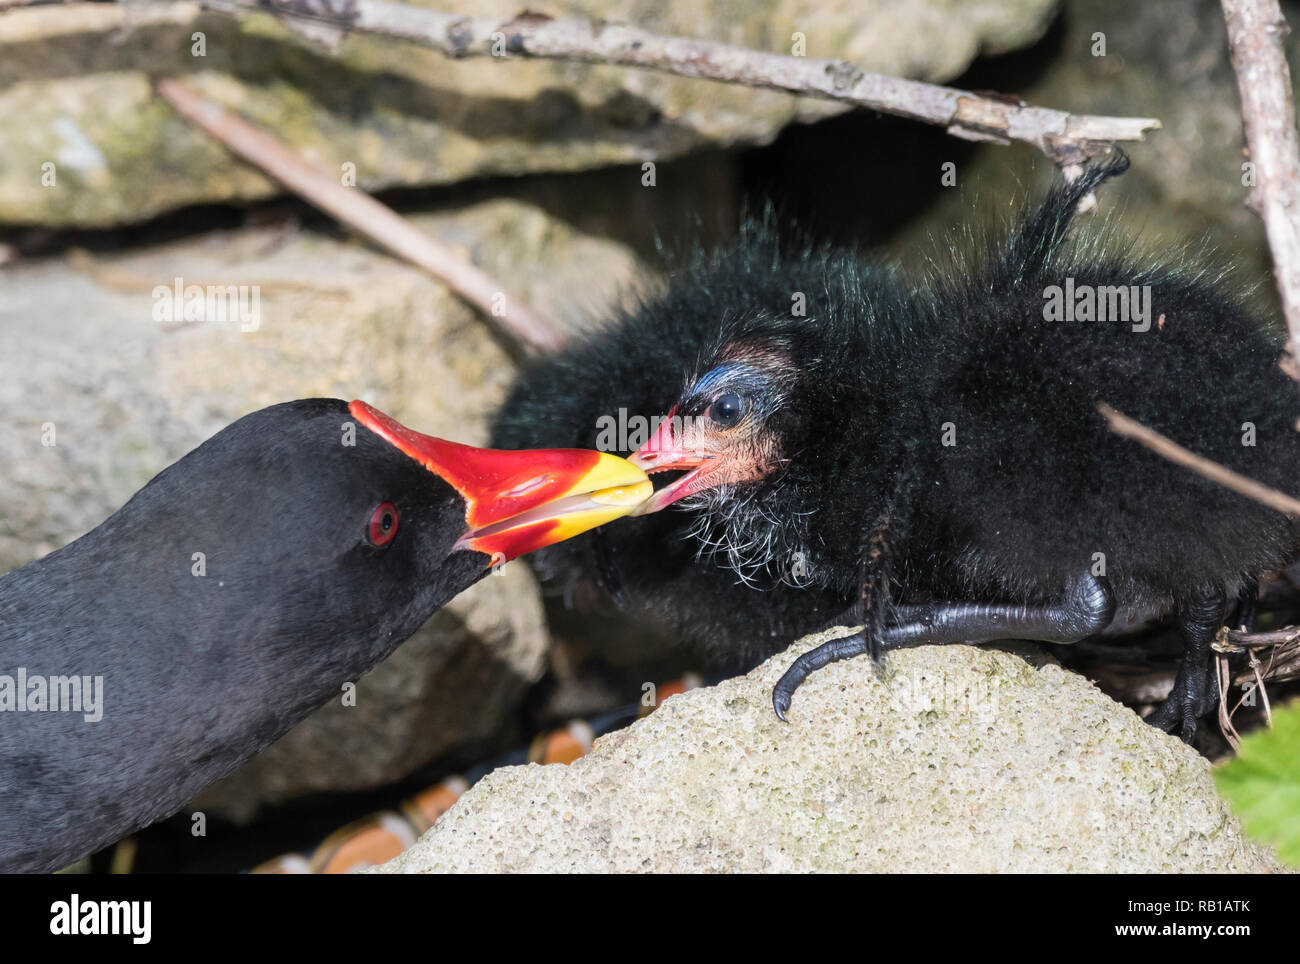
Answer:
1, 0, 1296, 870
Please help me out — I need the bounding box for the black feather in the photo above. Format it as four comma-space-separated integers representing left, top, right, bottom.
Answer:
493, 158, 1300, 736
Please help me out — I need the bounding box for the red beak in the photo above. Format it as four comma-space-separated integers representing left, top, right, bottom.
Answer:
350, 401, 651, 565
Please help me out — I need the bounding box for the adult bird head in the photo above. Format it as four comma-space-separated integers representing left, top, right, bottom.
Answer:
303, 399, 652, 638
348, 400, 651, 571
86, 398, 652, 677
44, 398, 651, 676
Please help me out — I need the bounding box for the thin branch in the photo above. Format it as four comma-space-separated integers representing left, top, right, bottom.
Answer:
1097, 402, 1300, 517
1222, 0, 1300, 377
1224, 625, 1300, 647
1207, 623, 1300, 695
1217, 653, 1242, 750
1250, 649, 1274, 725
1244, 644, 1300, 686
202, 0, 1161, 171
1223, 626, 1300, 686
154, 77, 565, 357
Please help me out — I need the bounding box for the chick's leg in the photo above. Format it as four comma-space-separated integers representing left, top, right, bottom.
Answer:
771, 572, 1115, 721
1143, 588, 1226, 743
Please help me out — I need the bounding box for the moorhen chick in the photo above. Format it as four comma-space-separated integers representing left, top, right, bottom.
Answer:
495, 155, 1299, 743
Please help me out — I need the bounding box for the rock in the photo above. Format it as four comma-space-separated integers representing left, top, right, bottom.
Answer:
0, 0, 1059, 226
879, 0, 1299, 288
1038, 0, 1279, 249
0, 196, 643, 819
377, 630, 1284, 872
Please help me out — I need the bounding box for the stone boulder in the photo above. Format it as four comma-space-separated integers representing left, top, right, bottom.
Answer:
378, 631, 1284, 872
0, 0, 1060, 226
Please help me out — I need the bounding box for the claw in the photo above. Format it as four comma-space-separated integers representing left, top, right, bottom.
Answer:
772, 661, 805, 720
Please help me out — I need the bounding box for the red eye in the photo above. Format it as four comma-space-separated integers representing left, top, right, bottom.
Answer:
368, 501, 399, 547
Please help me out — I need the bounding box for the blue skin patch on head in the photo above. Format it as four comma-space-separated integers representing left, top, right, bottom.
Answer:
691, 362, 749, 397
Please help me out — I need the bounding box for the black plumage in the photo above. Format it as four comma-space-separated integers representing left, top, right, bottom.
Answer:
0, 398, 647, 872
493, 156, 1300, 742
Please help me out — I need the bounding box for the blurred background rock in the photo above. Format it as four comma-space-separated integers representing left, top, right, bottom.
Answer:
0, 0, 1295, 869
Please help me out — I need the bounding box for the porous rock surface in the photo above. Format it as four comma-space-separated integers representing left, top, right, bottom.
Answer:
379, 631, 1283, 872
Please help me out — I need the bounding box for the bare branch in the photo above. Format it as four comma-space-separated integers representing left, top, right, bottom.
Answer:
154, 77, 565, 356
1235, 639, 1300, 688
1222, 0, 1300, 377
202, 0, 1161, 170
1250, 649, 1274, 725
1221, 623, 1300, 673
1098, 402, 1300, 517
1216, 654, 1242, 750
1224, 625, 1300, 647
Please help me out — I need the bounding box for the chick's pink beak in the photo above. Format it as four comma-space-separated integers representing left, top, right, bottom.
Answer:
628, 408, 713, 515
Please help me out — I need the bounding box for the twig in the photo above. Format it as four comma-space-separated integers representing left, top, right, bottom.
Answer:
1217, 653, 1242, 750
1224, 625, 1300, 647
202, 0, 1161, 171
154, 77, 565, 356
1097, 402, 1300, 517
1229, 632, 1300, 687
1216, 623, 1300, 688
1250, 649, 1274, 725
1222, 0, 1300, 378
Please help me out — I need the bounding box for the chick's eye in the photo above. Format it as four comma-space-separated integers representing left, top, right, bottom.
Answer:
368, 501, 399, 547
708, 392, 746, 428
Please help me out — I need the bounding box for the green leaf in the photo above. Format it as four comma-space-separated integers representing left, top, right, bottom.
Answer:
1215, 700, 1300, 868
